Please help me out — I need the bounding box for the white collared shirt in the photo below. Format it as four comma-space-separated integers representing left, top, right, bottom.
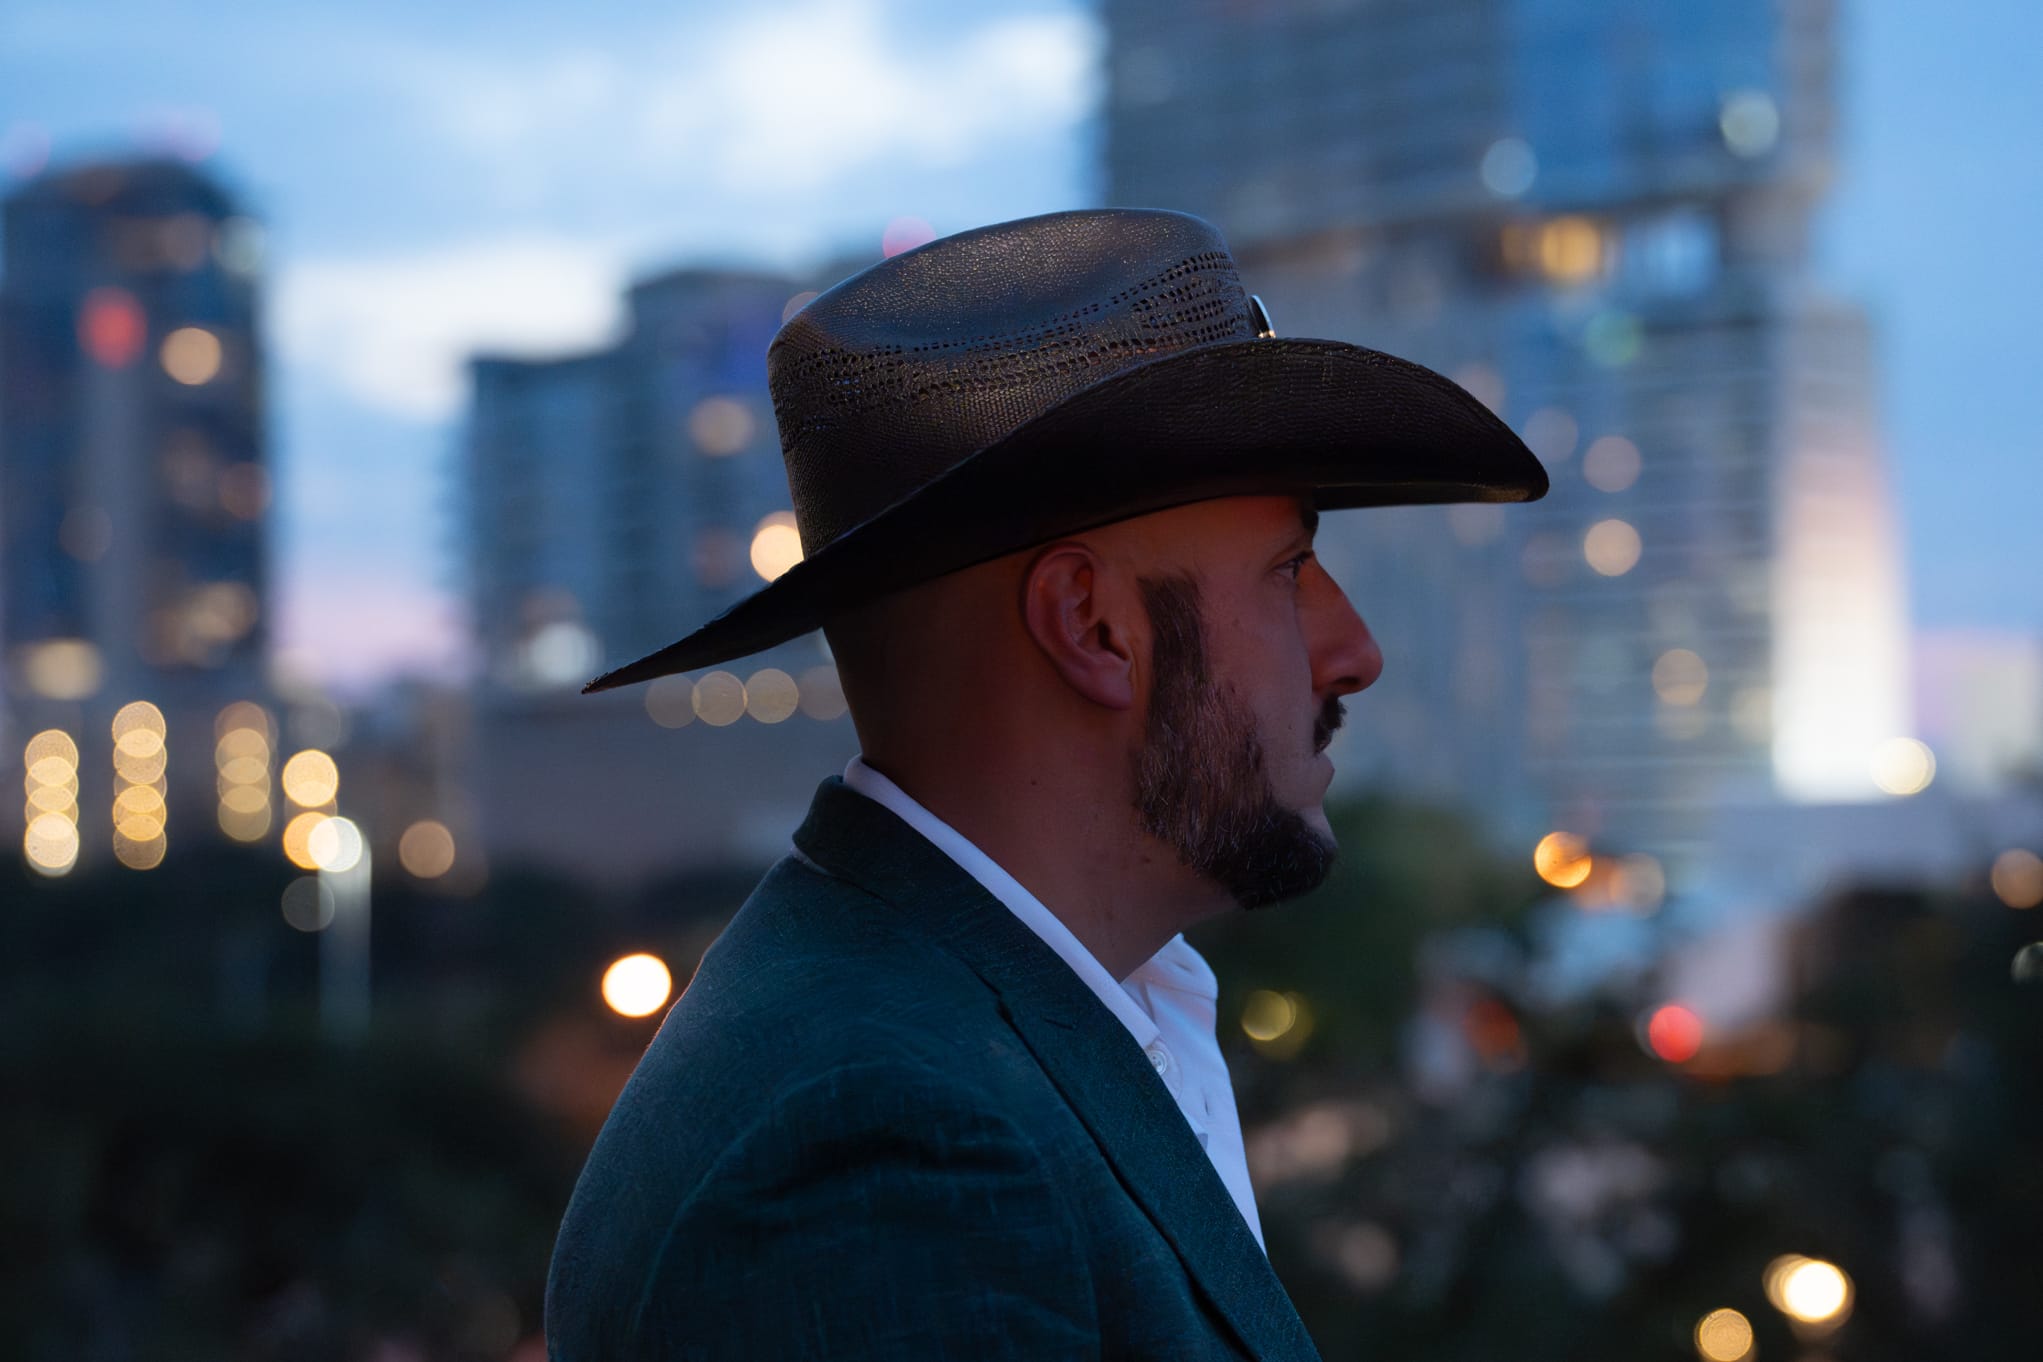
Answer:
840, 756, 1266, 1252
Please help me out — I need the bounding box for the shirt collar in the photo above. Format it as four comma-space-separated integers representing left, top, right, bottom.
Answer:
842, 755, 1167, 1046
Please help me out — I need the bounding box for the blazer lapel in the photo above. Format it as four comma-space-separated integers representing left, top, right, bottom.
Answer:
793, 778, 1321, 1362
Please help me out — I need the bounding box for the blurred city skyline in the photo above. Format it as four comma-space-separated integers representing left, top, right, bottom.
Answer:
2, 0, 2039, 695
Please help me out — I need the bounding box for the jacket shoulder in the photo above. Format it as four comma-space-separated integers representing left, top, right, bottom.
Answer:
620, 1052, 1099, 1359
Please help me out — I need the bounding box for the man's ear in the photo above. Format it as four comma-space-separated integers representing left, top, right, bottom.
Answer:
1019, 543, 1138, 711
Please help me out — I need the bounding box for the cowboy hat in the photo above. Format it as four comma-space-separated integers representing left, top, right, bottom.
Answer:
583, 208, 1545, 693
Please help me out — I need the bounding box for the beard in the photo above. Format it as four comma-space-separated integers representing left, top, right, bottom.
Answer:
1131, 574, 1344, 911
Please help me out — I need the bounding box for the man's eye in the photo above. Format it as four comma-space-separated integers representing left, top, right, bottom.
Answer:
1280, 553, 1313, 580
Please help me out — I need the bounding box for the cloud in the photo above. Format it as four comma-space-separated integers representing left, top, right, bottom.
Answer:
389, 0, 1101, 199
271, 237, 627, 419
265, 2, 1101, 421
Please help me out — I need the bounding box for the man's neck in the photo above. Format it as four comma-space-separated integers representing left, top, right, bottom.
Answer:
853, 752, 1231, 979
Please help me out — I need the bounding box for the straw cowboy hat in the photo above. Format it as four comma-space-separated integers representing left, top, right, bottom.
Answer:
583, 207, 1545, 693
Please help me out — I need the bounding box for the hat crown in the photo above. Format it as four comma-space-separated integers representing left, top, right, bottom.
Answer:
768, 209, 1256, 552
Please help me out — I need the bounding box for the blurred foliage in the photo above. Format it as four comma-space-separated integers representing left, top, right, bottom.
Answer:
1193, 798, 2043, 1360
0, 846, 746, 1361
5, 793, 2041, 1359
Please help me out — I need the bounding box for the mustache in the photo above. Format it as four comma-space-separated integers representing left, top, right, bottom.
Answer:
1312, 696, 1346, 754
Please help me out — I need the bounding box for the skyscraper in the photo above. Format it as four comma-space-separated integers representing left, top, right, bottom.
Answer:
1104, 0, 1910, 868
460, 266, 860, 884
1, 157, 275, 869
466, 269, 799, 691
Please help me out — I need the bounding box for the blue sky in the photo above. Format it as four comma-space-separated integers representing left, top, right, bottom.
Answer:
1, 0, 2037, 692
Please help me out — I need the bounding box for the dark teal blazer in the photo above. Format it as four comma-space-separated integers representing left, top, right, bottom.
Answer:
546, 777, 1322, 1360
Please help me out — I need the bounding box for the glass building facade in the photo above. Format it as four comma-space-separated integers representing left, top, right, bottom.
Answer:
1, 158, 274, 867
1104, 0, 1908, 869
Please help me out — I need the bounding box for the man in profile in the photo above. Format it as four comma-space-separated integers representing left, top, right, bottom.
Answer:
546, 209, 1545, 1360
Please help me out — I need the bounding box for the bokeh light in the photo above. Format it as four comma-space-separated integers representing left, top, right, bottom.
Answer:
113, 784, 165, 820
1537, 216, 1603, 283
21, 638, 102, 699
881, 216, 936, 257
644, 674, 697, 728
1693, 1307, 1753, 1361
280, 876, 335, 933
692, 671, 747, 726
1245, 991, 1314, 1057
1241, 988, 1298, 1042
281, 749, 340, 806
780, 289, 819, 323
109, 702, 167, 871
24, 812, 80, 876
112, 828, 166, 870
27, 782, 78, 815
1869, 736, 1935, 796
215, 707, 273, 842
1583, 310, 1642, 367
1581, 434, 1641, 492
1653, 649, 1710, 706
398, 820, 457, 879
1990, 849, 2043, 909
78, 286, 144, 367
1646, 1004, 1704, 1063
114, 742, 167, 785
744, 667, 799, 723
1479, 137, 1537, 197
1583, 518, 1642, 576
306, 815, 365, 873
602, 953, 674, 1018
215, 700, 272, 742
797, 665, 848, 720
1533, 831, 1593, 889
26, 728, 80, 780
1615, 853, 1668, 912
114, 725, 164, 760
749, 511, 804, 582
1764, 1254, 1852, 1328
111, 700, 166, 746
282, 810, 330, 871
159, 326, 222, 384
1720, 89, 1781, 157
1520, 407, 1579, 464
687, 395, 754, 455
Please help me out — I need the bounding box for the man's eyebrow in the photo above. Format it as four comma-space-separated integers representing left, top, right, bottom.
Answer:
1299, 505, 1320, 539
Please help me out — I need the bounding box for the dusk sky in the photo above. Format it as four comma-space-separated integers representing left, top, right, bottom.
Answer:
1, 0, 2037, 695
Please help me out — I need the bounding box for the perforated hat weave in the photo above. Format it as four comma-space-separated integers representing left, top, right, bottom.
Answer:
584, 208, 1545, 693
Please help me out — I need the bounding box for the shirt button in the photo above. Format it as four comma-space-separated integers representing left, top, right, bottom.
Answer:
1148, 1044, 1171, 1074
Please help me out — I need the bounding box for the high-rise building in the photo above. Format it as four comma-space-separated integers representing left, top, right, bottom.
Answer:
1, 157, 276, 871
466, 269, 800, 690
1104, 0, 1911, 868
461, 266, 861, 884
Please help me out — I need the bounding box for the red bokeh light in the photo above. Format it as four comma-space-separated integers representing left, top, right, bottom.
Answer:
881, 216, 936, 258
78, 287, 146, 368
1647, 1003, 1704, 1063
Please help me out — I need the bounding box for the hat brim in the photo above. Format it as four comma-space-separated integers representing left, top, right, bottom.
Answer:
584, 336, 1546, 692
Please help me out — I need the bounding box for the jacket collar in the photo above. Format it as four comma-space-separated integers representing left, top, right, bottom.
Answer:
792, 777, 1321, 1362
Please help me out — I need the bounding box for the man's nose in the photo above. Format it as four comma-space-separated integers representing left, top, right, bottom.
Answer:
1310, 573, 1384, 697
